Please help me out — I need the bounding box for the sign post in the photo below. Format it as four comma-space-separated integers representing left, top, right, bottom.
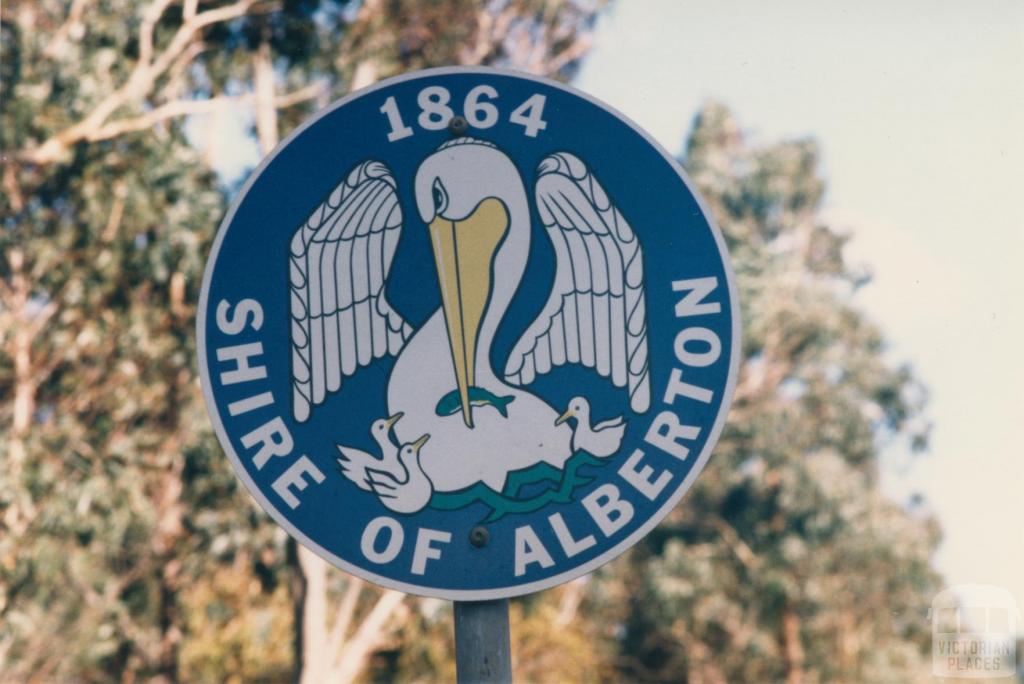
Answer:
454, 600, 512, 684
198, 66, 739, 678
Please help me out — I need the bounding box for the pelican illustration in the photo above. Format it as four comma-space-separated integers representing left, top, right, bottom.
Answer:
364, 434, 433, 514
336, 413, 404, 491
555, 396, 627, 458
289, 138, 650, 508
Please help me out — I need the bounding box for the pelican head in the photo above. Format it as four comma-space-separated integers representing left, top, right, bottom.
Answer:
555, 397, 590, 426
399, 433, 431, 464
414, 138, 527, 428
370, 412, 404, 442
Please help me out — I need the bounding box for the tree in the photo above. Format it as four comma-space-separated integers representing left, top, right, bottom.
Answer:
0, 1, 600, 681
582, 103, 940, 683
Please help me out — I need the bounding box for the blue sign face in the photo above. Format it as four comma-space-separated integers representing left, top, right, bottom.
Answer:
198, 67, 739, 600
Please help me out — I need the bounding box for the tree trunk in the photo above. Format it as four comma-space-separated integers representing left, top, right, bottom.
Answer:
9, 249, 33, 473
156, 560, 183, 682
154, 464, 185, 679
253, 39, 278, 156
297, 545, 330, 683
782, 603, 805, 684
287, 539, 306, 683
3, 248, 51, 538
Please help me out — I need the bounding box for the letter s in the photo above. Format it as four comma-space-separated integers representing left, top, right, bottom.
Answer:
216, 298, 264, 335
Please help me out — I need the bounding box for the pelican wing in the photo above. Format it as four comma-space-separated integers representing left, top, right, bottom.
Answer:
365, 468, 402, 497
504, 152, 651, 412
289, 160, 412, 422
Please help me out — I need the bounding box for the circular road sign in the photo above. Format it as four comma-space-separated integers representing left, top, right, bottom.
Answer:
198, 67, 740, 600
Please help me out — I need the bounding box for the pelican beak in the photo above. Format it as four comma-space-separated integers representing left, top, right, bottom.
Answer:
555, 409, 574, 426
384, 412, 404, 430
428, 197, 509, 428
411, 433, 431, 451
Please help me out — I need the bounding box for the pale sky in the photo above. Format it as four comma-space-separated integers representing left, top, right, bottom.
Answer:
576, 0, 1024, 629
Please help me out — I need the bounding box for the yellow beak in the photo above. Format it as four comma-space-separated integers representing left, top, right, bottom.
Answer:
555, 409, 574, 426
412, 433, 431, 451
428, 198, 509, 428
384, 412, 404, 429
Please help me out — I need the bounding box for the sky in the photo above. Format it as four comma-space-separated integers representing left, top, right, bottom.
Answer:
575, 0, 1024, 628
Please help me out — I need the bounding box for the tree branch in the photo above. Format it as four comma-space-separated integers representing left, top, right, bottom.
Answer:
332, 590, 405, 683
79, 82, 324, 146
101, 181, 128, 242
782, 602, 806, 684
41, 0, 92, 59
2, 162, 24, 213
326, 578, 363, 663
149, 0, 259, 90
138, 0, 177, 69
273, 81, 326, 108
711, 516, 761, 571
253, 40, 278, 155
459, 8, 516, 66
88, 97, 230, 140
349, 60, 378, 91
18, 0, 264, 165
160, 40, 206, 101
545, 34, 592, 74
554, 577, 587, 626
26, 301, 58, 341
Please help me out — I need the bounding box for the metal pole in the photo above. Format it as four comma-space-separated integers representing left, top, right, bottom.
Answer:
453, 599, 512, 684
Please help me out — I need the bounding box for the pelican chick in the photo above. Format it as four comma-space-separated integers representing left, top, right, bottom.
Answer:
337, 412, 404, 491
555, 397, 626, 458
365, 434, 433, 514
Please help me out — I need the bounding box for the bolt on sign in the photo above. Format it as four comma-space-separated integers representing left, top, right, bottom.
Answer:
198, 67, 740, 600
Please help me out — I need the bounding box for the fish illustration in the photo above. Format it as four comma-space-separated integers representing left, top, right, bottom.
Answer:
435, 387, 516, 419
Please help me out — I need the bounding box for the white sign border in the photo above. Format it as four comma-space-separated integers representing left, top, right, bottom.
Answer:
197, 65, 742, 600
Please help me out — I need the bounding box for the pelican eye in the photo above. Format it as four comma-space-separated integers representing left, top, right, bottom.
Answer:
432, 178, 448, 215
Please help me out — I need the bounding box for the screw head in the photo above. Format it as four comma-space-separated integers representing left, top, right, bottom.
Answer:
469, 526, 489, 548
448, 115, 469, 136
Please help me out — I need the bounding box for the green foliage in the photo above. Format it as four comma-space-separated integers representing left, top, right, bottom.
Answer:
0, 119, 236, 678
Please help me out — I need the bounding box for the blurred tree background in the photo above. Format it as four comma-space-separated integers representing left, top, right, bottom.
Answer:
0, 0, 943, 682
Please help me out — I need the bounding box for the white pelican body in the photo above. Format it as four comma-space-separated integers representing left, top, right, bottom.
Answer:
388, 141, 571, 492
388, 314, 572, 492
